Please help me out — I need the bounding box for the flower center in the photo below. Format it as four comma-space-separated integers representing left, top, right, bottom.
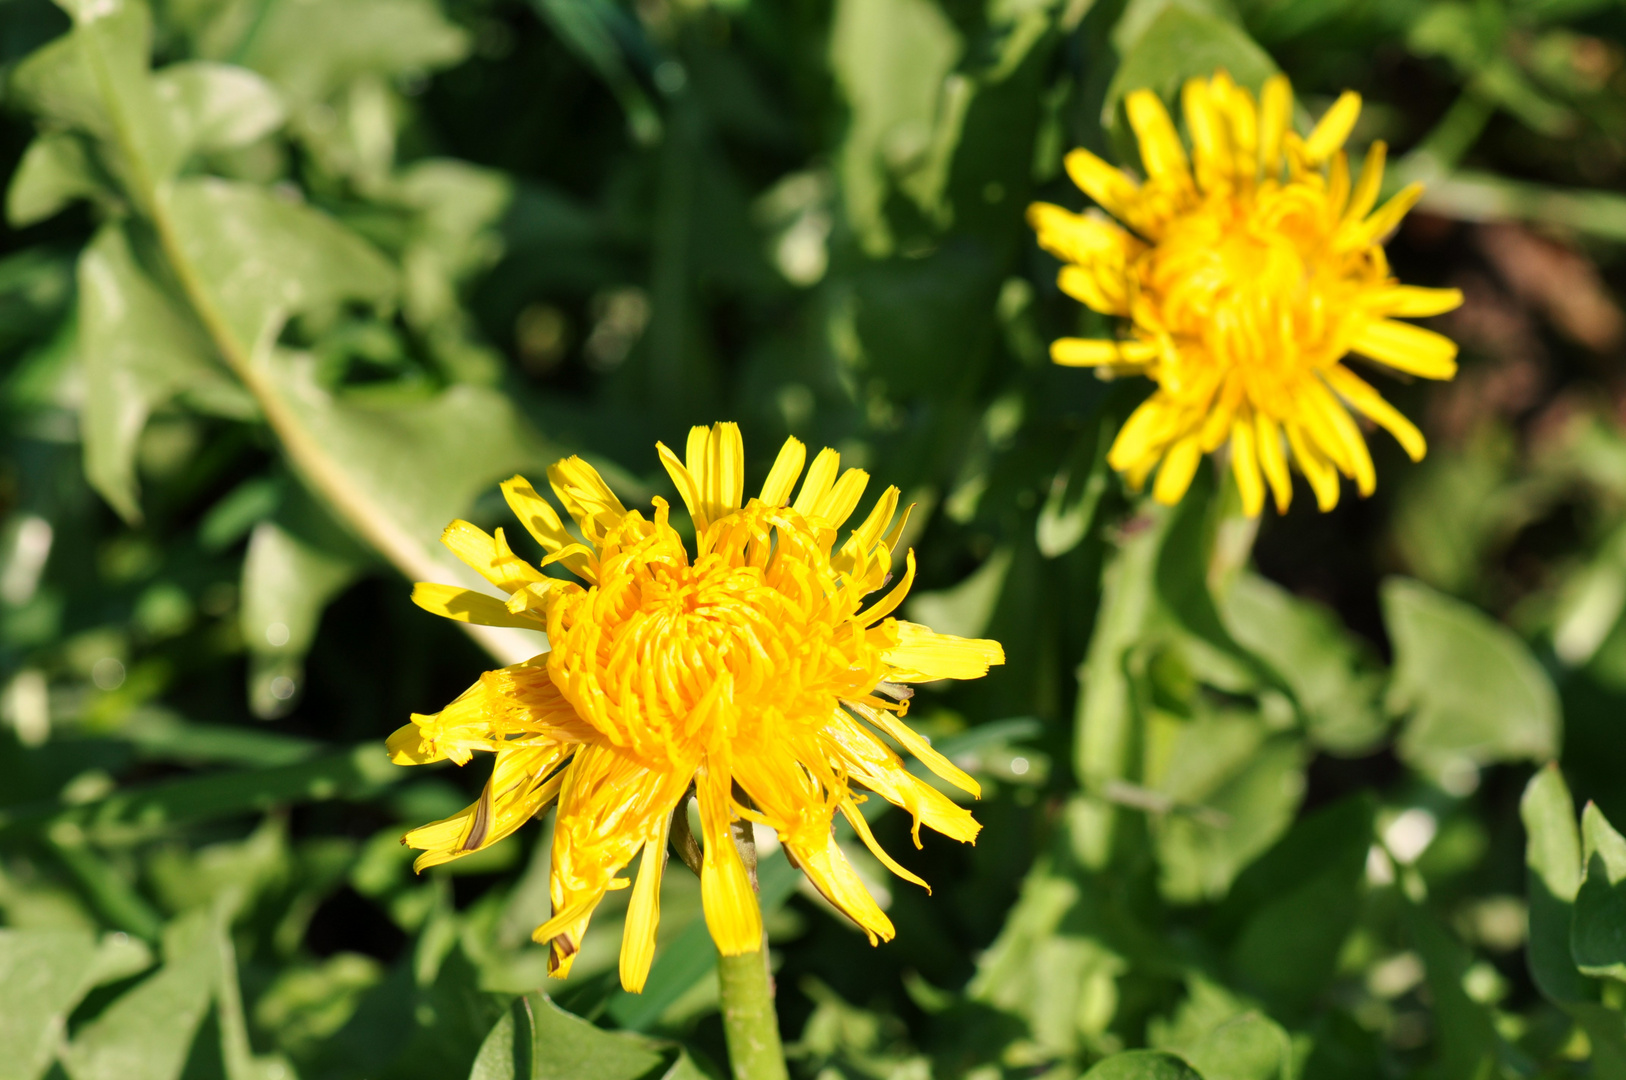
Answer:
1139, 186, 1377, 400
546, 501, 886, 766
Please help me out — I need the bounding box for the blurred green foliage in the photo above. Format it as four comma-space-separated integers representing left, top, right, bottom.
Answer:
4, 0, 1626, 1076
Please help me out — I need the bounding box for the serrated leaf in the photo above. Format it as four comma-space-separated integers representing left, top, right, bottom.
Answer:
162, 177, 395, 352
61, 911, 216, 1080
6, 132, 106, 228
77, 222, 242, 523
1083, 1050, 1205, 1080
152, 61, 286, 157
0, 928, 101, 1080
1574, 802, 1626, 982
235, 0, 469, 105
1382, 577, 1561, 777
469, 993, 663, 1080
10, 0, 181, 197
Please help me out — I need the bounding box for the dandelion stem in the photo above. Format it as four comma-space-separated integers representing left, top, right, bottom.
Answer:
717, 819, 787, 1080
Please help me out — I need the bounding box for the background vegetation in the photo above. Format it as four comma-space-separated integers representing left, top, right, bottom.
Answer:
4, 0, 1626, 1076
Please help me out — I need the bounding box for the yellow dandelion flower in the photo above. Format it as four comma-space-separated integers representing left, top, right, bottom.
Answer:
389, 423, 1004, 992
1029, 70, 1464, 515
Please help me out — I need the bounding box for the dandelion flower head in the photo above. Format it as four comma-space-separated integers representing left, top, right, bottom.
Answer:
1029, 70, 1463, 514
388, 423, 1004, 992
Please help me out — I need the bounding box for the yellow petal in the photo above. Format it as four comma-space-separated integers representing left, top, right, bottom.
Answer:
1258, 74, 1293, 176
1152, 434, 1204, 505
1064, 148, 1142, 224
760, 436, 806, 507
857, 548, 916, 626
792, 447, 841, 519
1229, 417, 1266, 518
1346, 140, 1387, 222
882, 622, 1005, 682
411, 582, 547, 630
838, 798, 930, 894
1027, 203, 1131, 266
695, 756, 762, 956
441, 521, 545, 594
1052, 337, 1157, 367
1057, 265, 1130, 316
814, 467, 870, 528
405, 746, 570, 871
1303, 90, 1361, 161
1302, 380, 1376, 496
656, 440, 706, 528
547, 456, 628, 542
1255, 411, 1293, 514
1108, 396, 1179, 471
851, 699, 980, 799
1284, 423, 1341, 511
619, 809, 672, 993
1126, 89, 1192, 187
792, 831, 894, 946
1347, 182, 1422, 247
1182, 75, 1231, 193
500, 476, 594, 581
1322, 364, 1427, 462
686, 422, 746, 526
1367, 285, 1464, 318
1350, 319, 1458, 379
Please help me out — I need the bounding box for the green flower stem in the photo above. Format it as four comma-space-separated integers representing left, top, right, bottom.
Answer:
718, 817, 787, 1080
717, 948, 789, 1080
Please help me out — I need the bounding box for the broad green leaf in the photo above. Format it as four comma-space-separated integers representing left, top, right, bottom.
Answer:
77, 223, 243, 523
1574, 803, 1626, 982
1104, 7, 1276, 133
1181, 1013, 1295, 1080
0, 928, 101, 1080
61, 911, 216, 1080
1149, 718, 1304, 904
10, 0, 181, 199
1382, 577, 1561, 777
161, 178, 395, 355
233, 0, 468, 105
151, 61, 286, 158
1083, 1050, 1205, 1080
469, 993, 664, 1080
1222, 574, 1389, 755
1222, 796, 1372, 1016
829, 0, 963, 254
6, 132, 106, 227
1521, 764, 1592, 1003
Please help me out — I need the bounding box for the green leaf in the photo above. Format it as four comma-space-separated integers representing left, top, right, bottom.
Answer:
0, 744, 401, 845
151, 61, 286, 157
162, 178, 395, 355
1405, 904, 1503, 1080
6, 132, 106, 228
1521, 764, 1592, 1003
829, 0, 963, 254
61, 910, 216, 1080
77, 222, 241, 523
1221, 796, 1373, 1017
10, 0, 181, 199
469, 993, 664, 1080
1083, 1050, 1205, 1080
0, 928, 102, 1080
233, 0, 468, 105
1181, 1013, 1295, 1080
1222, 574, 1390, 755
1382, 577, 1561, 778
1574, 802, 1626, 982
1103, 6, 1276, 133
526, 0, 661, 146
